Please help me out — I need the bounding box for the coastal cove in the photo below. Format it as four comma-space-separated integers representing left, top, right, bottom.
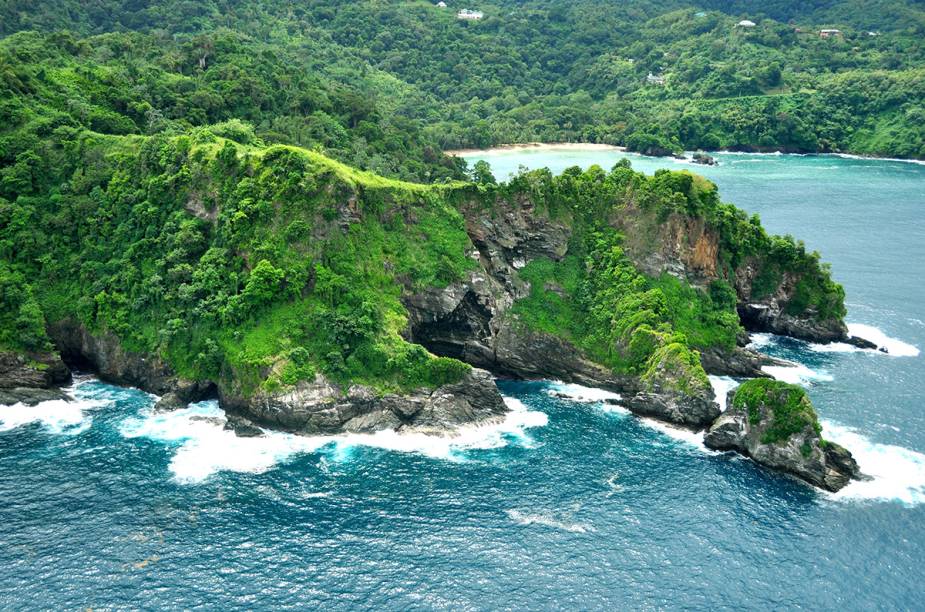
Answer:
2, 150, 924, 608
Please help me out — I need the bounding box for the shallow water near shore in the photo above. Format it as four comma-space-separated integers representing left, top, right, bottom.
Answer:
2, 151, 924, 609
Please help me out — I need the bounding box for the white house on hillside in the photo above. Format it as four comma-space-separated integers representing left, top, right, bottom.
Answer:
436, 1, 447, 7
736, 19, 756, 28
457, 9, 484, 20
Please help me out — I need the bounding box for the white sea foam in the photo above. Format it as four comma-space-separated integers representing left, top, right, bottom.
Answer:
761, 363, 833, 386
327, 396, 549, 459
639, 418, 708, 450
545, 381, 622, 404
832, 153, 925, 166
846, 323, 920, 357
556, 382, 710, 448
822, 420, 925, 506
708, 376, 740, 412
0, 380, 113, 435
746, 333, 774, 349
119, 396, 549, 483
506, 509, 593, 533
119, 401, 330, 482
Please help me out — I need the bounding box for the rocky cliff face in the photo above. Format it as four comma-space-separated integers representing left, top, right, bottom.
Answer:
704, 381, 861, 491
47, 320, 214, 409
1, 180, 852, 461
404, 195, 721, 430
733, 262, 848, 343
40, 320, 508, 435
615, 206, 853, 346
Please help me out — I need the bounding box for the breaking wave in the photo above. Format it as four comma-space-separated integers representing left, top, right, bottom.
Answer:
708, 376, 740, 412
545, 381, 622, 404
0, 379, 115, 435
119, 396, 549, 483
845, 323, 920, 357
823, 420, 925, 506
833, 153, 925, 166
761, 363, 834, 386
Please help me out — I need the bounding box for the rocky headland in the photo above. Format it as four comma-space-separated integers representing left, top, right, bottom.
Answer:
0, 139, 870, 490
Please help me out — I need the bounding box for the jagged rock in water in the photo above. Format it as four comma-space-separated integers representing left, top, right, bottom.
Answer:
704, 379, 861, 491
223, 414, 265, 438
737, 302, 848, 344
691, 152, 717, 165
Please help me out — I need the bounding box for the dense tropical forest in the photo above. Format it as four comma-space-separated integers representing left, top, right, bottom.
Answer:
2, 0, 924, 171
0, 0, 909, 407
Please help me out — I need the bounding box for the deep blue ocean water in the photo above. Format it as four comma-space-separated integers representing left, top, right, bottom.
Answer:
1, 151, 924, 610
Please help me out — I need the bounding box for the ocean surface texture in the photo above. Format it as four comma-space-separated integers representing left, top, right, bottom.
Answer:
1, 151, 923, 609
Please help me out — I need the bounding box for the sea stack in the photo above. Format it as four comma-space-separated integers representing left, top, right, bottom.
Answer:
704, 379, 861, 491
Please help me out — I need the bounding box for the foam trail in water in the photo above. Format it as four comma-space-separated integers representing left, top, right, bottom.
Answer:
822, 420, 925, 506
762, 363, 833, 386
833, 153, 925, 166
708, 376, 740, 412
805, 323, 919, 357
506, 509, 593, 533
639, 418, 708, 450
545, 381, 621, 404
0, 379, 114, 435
120, 396, 548, 483
846, 323, 920, 357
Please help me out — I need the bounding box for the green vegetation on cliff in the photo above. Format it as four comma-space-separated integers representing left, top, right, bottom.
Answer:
0, 0, 854, 401
732, 378, 823, 445
0, 263, 52, 353
3, 127, 475, 395
0, 122, 846, 402
498, 160, 843, 394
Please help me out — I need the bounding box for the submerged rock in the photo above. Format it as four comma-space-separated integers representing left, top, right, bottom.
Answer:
704, 379, 861, 491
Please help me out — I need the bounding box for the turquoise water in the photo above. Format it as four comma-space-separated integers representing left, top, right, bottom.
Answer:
2, 151, 924, 609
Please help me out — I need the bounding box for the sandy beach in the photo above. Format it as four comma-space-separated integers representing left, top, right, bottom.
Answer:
445, 142, 627, 156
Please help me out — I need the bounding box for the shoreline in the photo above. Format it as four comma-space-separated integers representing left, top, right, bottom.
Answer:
445, 142, 626, 156
445, 143, 925, 166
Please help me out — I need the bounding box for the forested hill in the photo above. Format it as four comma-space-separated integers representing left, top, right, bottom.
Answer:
0, 0, 925, 167
2, 0, 925, 169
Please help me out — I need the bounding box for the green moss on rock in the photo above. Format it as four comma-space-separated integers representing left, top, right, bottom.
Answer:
732, 379, 823, 445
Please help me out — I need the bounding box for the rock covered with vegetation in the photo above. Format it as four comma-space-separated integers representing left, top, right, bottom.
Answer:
704, 379, 861, 491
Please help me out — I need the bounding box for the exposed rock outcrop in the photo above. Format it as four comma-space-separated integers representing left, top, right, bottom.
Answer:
0, 350, 71, 405
219, 367, 507, 435
737, 302, 847, 344
404, 196, 721, 430
704, 379, 861, 491
691, 152, 717, 166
